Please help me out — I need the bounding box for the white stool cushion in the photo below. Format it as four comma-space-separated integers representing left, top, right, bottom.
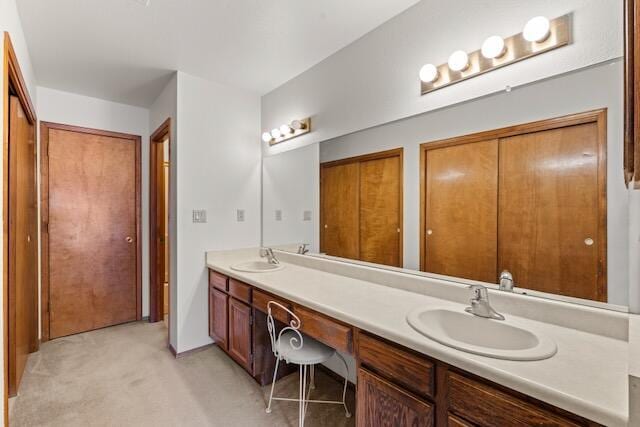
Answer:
277, 331, 335, 365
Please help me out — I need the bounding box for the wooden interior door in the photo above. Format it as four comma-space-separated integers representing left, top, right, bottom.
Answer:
359, 155, 402, 266
8, 96, 38, 395
45, 124, 140, 339
155, 142, 167, 319
320, 162, 359, 259
424, 140, 499, 282
498, 123, 604, 300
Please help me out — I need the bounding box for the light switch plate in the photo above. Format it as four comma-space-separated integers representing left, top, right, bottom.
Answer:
192, 209, 207, 223
275, 210, 282, 221
237, 209, 245, 222
303, 210, 312, 221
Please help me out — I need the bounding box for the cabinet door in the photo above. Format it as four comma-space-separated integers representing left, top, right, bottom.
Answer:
228, 298, 252, 373
209, 287, 228, 351
359, 155, 402, 267
320, 162, 360, 260
357, 368, 434, 427
424, 140, 498, 283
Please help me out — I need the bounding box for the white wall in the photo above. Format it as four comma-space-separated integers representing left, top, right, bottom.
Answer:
149, 74, 178, 348
36, 87, 151, 315
0, 0, 38, 423
317, 60, 628, 305
262, 0, 622, 152
262, 143, 319, 252
175, 72, 261, 353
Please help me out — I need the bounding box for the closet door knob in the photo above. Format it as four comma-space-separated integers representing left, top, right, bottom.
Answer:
126, 236, 133, 243
427, 229, 433, 235
584, 238, 594, 246
324, 224, 328, 229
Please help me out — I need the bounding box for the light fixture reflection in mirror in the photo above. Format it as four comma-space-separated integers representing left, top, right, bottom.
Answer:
523, 16, 551, 43
448, 50, 469, 72
481, 35, 506, 59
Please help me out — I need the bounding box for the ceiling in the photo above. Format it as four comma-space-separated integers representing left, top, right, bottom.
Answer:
17, 0, 419, 107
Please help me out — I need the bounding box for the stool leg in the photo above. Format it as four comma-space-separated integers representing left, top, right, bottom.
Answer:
336, 353, 351, 418
310, 364, 316, 389
265, 357, 280, 414
299, 364, 308, 427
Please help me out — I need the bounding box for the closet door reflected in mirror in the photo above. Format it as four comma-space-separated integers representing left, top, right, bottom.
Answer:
321, 149, 403, 267
421, 110, 606, 301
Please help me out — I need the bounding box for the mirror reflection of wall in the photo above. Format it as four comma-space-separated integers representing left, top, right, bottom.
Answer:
261, 1, 632, 310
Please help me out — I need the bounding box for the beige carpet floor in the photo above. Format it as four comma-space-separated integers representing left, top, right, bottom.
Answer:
9, 321, 355, 427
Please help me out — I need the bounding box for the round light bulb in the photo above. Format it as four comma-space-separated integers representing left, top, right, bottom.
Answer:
448, 50, 469, 72
419, 64, 439, 83
270, 128, 281, 139
481, 35, 506, 59
261, 132, 273, 143
523, 16, 550, 43
280, 124, 293, 135
291, 120, 306, 130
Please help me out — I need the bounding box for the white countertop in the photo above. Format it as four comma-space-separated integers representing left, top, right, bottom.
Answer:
206, 249, 629, 426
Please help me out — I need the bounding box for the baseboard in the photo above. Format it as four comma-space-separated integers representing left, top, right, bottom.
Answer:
169, 342, 215, 359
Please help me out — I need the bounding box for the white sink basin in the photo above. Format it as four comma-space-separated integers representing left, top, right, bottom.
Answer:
406, 308, 556, 361
230, 261, 284, 273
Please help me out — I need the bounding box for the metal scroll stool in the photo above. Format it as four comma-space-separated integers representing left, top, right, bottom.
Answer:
264, 301, 351, 427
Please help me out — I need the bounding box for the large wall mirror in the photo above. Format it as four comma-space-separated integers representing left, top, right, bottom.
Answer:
262, 0, 638, 312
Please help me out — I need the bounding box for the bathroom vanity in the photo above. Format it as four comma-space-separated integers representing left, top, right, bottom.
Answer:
206, 248, 629, 427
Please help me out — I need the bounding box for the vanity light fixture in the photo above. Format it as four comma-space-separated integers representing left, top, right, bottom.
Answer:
448, 50, 469, 72
262, 118, 311, 146
481, 35, 506, 59
420, 14, 570, 95
523, 16, 551, 43
419, 64, 439, 83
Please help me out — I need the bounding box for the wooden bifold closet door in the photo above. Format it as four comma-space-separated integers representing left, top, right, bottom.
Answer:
8, 96, 38, 396
424, 139, 498, 283
422, 111, 606, 301
42, 123, 142, 340
321, 149, 403, 267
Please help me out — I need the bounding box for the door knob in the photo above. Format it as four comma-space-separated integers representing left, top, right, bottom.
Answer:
427, 229, 433, 235
324, 224, 328, 229
584, 238, 594, 246
126, 236, 133, 243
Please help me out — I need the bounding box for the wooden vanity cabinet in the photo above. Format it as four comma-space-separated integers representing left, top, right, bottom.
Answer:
356, 333, 600, 427
206, 269, 601, 426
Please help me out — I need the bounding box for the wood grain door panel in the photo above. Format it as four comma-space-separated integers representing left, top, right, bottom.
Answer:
209, 287, 228, 350
425, 140, 499, 283
357, 368, 434, 427
320, 162, 359, 259
359, 155, 401, 267
8, 96, 38, 395
228, 298, 252, 373
48, 127, 138, 338
498, 123, 603, 300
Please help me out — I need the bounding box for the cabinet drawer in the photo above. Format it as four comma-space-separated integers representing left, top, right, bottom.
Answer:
209, 270, 228, 292
252, 290, 290, 324
229, 278, 252, 304
358, 333, 434, 399
295, 306, 353, 354
357, 368, 434, 427
447, 372, 581, 427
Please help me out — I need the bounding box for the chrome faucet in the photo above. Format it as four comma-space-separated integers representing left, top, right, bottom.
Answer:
297, 243, 309, 255
465, 285, 505, 320
499, 270, 514, 292
260, 247, 280, 265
